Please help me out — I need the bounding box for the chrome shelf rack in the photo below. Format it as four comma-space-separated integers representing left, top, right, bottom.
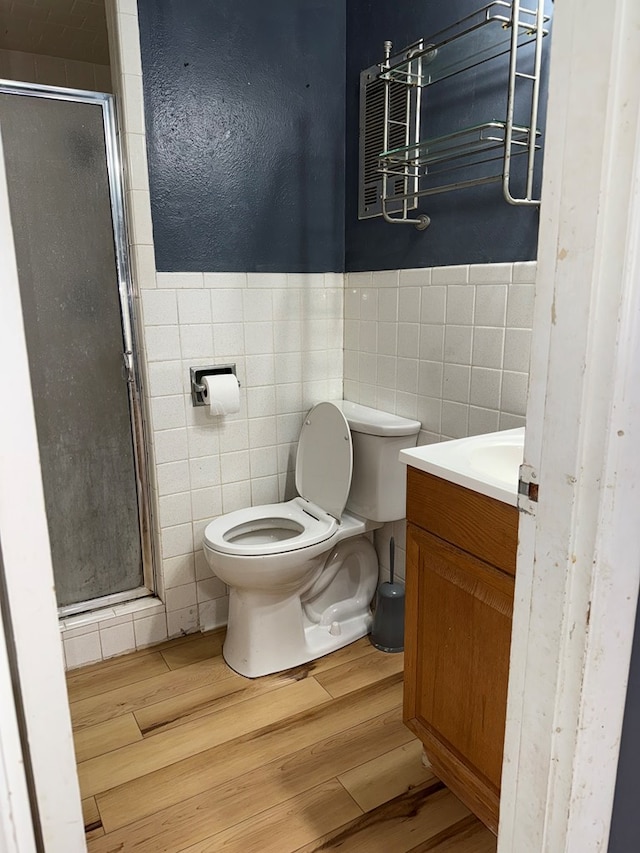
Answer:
373, 0, 550, 228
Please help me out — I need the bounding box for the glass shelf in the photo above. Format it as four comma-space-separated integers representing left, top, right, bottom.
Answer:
379, 1, 550, 88
378, 122, 541, 200
380, 121, 537, 169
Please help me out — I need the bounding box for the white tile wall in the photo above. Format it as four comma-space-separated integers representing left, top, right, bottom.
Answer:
344, 261, 536, 583
60, 598, 167, 669
344, 262, 534, 443
144, 272, 344, 637
0, 48, 112, 92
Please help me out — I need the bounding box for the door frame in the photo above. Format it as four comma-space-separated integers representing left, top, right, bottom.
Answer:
499, 0, 640, 849
0, 79, 155, 613
0, 548, 39, 853
0, 126, 86, 852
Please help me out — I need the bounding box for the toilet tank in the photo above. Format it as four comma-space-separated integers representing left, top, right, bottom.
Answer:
335, 401, 421, 522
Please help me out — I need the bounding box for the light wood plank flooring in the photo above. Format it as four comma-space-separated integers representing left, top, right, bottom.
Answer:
66, 629, 497, 853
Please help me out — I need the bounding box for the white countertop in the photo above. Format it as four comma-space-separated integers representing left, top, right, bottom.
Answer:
399, 427, 525, 506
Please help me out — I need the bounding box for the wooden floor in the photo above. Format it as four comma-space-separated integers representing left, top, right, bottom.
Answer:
66, 629, 497, 853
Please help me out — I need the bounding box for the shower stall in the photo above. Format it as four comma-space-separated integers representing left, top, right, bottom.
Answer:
0, 80, 153, 615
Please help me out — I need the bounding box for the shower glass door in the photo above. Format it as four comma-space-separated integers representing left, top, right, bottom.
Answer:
0, 83, 152, 611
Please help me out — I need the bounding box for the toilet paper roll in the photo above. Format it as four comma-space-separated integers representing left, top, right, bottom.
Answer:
202, 373, 240, 416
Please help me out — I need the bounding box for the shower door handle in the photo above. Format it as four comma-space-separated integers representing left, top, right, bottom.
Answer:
122, 349, 134, 383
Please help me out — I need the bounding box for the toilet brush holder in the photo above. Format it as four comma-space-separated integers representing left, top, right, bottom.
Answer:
370, 537, 405, 653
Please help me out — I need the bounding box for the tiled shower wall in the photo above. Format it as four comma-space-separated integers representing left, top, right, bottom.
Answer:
0, 48, 112, 91
343, 261, 536, 583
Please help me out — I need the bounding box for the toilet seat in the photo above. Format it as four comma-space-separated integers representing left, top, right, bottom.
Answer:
204, 403, 354, 560
203, 498, 338, 557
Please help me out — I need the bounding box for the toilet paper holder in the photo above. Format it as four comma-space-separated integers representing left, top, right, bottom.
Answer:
190, 364, 239, 407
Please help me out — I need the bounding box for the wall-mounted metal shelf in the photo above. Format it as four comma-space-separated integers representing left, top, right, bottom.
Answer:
361, 0, 550, 229
380, 121, 541, 199
378, 1, 548, 89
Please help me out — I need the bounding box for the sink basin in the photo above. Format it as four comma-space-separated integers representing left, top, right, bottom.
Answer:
467, 436, 524, 486
399, 427, 525, 506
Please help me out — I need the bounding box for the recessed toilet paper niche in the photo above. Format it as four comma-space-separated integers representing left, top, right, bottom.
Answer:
190, 364, 240, 410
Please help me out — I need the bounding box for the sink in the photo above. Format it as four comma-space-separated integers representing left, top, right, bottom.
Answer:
399, 427, 525, 506
467, 435, 524, 486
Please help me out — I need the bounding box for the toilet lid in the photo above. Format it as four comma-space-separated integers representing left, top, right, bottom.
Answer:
295, 402, 353, 520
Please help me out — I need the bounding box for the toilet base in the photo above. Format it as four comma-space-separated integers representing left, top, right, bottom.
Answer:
302, 609, 374, 661
222, 535, 379, 678
222, 609, 373, 679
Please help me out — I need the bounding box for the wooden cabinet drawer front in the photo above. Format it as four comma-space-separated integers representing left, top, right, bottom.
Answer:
406, 467, 518, 575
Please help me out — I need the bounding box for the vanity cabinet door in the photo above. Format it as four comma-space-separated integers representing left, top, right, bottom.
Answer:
404, 522, 514, 834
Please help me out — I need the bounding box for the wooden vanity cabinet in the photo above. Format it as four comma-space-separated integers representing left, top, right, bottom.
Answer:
404, 466, 518, 835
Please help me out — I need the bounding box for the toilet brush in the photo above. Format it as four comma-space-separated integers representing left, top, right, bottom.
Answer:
370, 536, 405, 653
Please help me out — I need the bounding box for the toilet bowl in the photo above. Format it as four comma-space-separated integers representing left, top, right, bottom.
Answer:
203, 400, 420, 678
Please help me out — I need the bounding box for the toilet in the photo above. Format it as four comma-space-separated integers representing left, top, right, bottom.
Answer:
203, 400, 421, 678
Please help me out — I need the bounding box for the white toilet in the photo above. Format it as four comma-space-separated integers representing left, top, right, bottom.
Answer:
203, 400, 420, 678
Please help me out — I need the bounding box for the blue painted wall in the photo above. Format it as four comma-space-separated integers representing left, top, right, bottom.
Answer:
137, 0, 346, 273
137, 1, 551, 274
608, 591, 640, 851
344, 1, 553, 271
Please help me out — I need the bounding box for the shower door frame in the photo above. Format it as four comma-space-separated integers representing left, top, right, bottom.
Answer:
0, 79, 155, 615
